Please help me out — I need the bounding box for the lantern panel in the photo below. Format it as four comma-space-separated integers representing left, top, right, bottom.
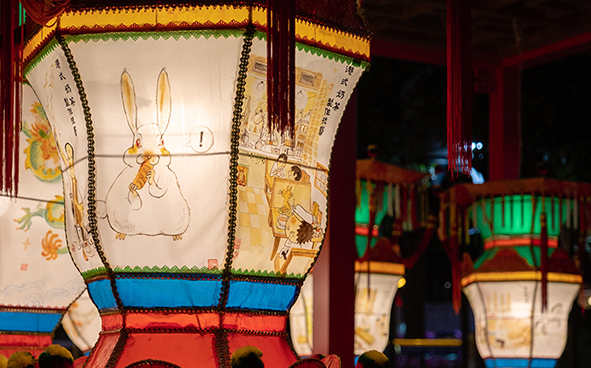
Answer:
354, 272, 401, 355
355, 180, 389, 225
0, 84, 85, 356
467, 281, 536, 359
26, 31, 243, 277
231, 38, 364, 278
290, 275, 313, 357
62, 290, 101, 353
354, 180, 388, 257
463, 284, 493, 360
530, 281, 578, 359
0, 86, 84, 307
474, 196, 564, 248
464, 280, 578, 366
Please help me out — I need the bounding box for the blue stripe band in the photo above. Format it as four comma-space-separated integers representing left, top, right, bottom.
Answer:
0, 311, 62, 333
226, 281, 297, 311
485, 358, 557, 368
114, 277, 222, 308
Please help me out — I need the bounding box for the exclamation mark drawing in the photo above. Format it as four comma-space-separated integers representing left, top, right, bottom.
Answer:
188, 126, 214, 153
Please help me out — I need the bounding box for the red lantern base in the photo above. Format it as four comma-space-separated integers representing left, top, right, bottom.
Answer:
84, 311, 297, 368
0, 333, 52, 359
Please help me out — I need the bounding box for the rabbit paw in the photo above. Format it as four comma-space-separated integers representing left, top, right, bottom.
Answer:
147, 169, 155, 185
128, 183, 138, 197
115, 233, 126, 240
172, 234, 183, 241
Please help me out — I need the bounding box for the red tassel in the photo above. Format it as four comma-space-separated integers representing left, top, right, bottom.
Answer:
451, 206, 461, 314
490, 196, 495, 233
540, 211, 548, 312
1, 0, 23, 197
401, 184, 408, 228
410, 184, 418, 230
20, 0, 69, 26
446, 0, 472, 176
365, 183, 383, 258
403, 215, 436, 269
266, 0, 295, 138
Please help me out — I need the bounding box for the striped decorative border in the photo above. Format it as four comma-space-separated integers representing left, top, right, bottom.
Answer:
461, 271, 582, 286
24, 5, 370, 64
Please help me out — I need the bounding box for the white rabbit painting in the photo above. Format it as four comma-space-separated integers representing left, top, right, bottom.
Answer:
104, 68, 190, 241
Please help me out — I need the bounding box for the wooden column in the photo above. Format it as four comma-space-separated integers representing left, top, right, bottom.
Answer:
488, 66, 521, 180
313, 92, 357, 367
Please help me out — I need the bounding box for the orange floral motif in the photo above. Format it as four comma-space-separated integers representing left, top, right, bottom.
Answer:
30, 121, 59, 164
41, 230, 64, 261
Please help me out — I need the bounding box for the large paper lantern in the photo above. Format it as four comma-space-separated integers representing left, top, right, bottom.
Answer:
0, 84, 85, 358
441, 179, 589, 368
22, 1, 369, 367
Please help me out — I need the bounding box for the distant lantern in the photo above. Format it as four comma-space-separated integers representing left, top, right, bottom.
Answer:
0, 84, 85, 358
354, 159, 431, 355
354, 239, 405, 355
441, 179, 589, 368
290, 159, 434, 356
21, 0, 369, 366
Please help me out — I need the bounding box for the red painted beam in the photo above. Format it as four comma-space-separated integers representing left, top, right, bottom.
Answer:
503, 31, 591, 69
371, 38, 447, 65
371, 38, 499, 69
488, 65, 521, 180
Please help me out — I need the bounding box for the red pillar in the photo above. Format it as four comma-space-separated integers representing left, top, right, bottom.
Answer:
313, 92, 357, 367
488, 66, 521, 180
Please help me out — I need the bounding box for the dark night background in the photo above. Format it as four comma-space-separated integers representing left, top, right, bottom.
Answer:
355, 52, 591, 367
356, 52, 591, 183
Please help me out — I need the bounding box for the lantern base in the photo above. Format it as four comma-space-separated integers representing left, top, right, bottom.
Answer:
84, 311, 297, 368
0, 334, 52, 359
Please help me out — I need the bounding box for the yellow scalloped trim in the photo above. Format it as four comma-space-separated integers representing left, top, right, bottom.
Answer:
461, 271, 582, 286
24, 5, 369, 62
355, 261, 405, 276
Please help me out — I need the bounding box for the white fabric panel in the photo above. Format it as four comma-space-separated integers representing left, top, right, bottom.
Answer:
290, 275, 314, 357
354, 272, 401, 355
28, 33, 244, 272
232, 38, 364, 276
62, 289, 101, 352
0, 84, 84, 307
464, 280, 577, 361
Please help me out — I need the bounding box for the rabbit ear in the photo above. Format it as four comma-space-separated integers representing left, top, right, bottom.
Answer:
121, 70, 137, 134
156, 68, 171, 135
